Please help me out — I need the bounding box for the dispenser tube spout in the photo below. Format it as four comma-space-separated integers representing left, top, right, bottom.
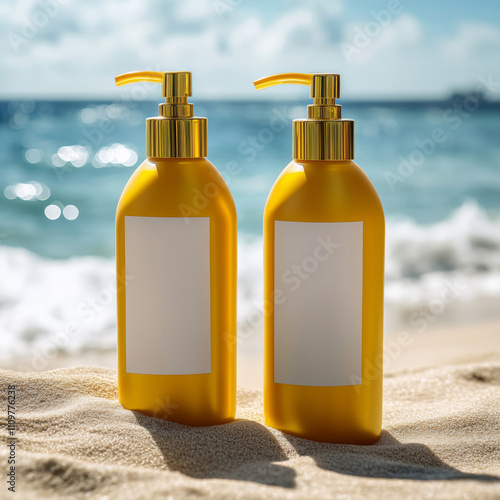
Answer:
252, 72, 352, 160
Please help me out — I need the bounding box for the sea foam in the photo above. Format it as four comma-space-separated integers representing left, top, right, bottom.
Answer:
1, 201, 499, 361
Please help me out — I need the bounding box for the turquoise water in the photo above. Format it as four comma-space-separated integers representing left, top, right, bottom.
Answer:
1, 99, 500, 359
1, 99, 499, 259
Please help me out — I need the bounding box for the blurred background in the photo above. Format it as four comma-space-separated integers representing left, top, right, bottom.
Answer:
1, 0, 499, 378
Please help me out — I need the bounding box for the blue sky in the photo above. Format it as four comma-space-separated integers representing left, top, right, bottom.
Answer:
1, 0, 499, 100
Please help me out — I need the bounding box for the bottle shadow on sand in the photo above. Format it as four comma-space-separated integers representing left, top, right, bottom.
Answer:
133, 412, 297, 487
133, 413, 499, 488
282, 430, 500, 482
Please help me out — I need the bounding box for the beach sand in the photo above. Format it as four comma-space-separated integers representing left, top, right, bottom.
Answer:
0, 321, 499, 499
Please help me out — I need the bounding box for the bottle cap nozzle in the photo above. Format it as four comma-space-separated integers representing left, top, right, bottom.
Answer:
116, 71, 191, 97
253, 72, 353, 160
115, 71, 206, 158
254, 73, 340, 100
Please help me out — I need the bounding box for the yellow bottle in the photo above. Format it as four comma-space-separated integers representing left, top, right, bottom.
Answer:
254, 73, 385, 443
115, 71, 236, 426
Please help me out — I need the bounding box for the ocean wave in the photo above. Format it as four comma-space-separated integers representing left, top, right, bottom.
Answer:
1, 201, 499, 361
0, 247, 116, 362
386, 200, 500, 280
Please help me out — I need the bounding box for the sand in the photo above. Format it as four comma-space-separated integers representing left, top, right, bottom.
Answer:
1, 357, 499, 499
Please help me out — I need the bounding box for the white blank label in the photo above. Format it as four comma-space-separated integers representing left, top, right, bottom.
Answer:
274, 220, 363, 386
125, 216, 211, 375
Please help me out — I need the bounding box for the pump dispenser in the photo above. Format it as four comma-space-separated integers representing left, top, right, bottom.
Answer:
115, 71, 236, 425
255, 73, 385, 443
254, 73, 353, 160
115, 71, 207, 158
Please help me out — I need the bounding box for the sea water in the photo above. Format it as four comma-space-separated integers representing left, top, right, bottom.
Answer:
1, 99, 499, 362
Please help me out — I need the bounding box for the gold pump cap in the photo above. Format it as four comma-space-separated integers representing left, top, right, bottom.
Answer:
253, 73, 354, 161
115, 71, 207, 158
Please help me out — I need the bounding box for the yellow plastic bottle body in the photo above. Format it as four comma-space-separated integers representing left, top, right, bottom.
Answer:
116, 157, 236, 426
264, 159, 385, 444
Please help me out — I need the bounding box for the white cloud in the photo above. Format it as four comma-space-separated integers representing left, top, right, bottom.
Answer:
253, 9, 327, 60
174, 0, 215, 22
442, 22, 500, 63
0, 0, 499, 100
